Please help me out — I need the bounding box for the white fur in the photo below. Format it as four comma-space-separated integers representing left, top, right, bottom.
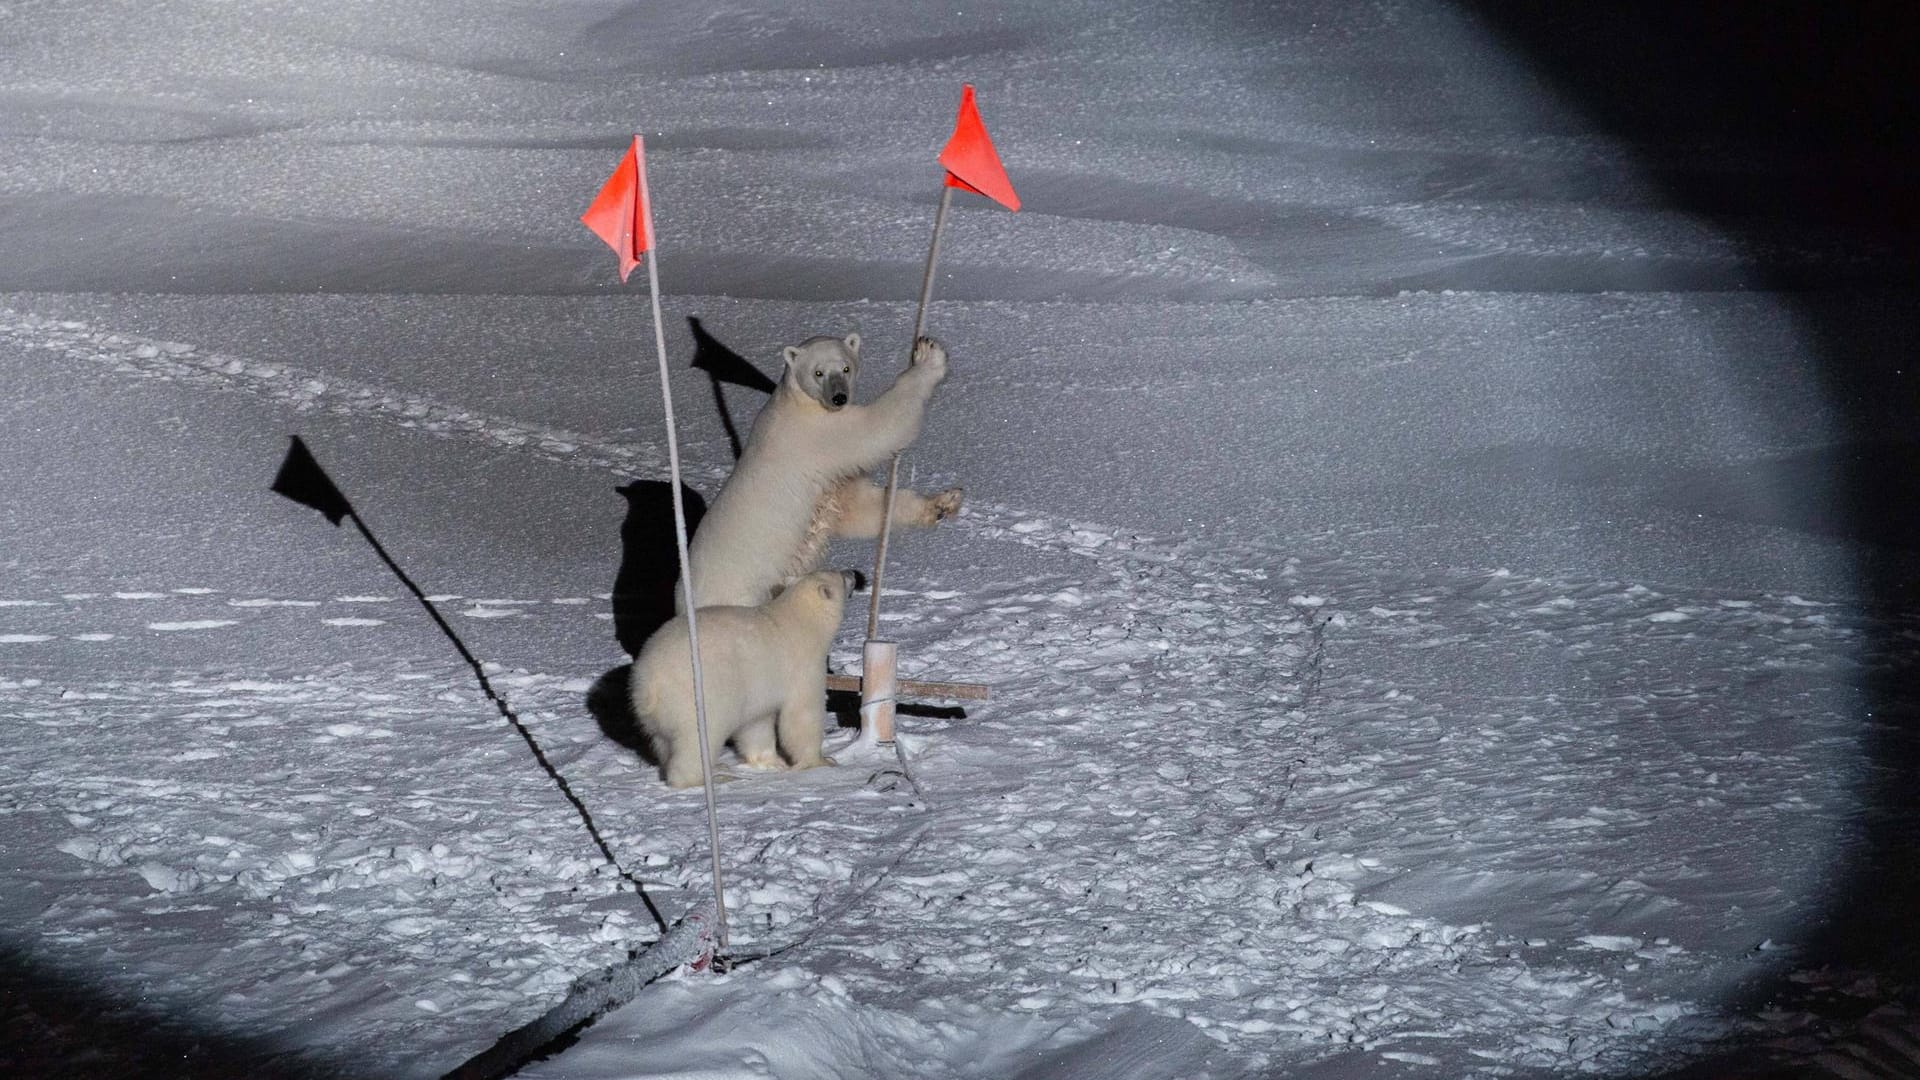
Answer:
630, 570, 854, 788
683, 334, 953, 610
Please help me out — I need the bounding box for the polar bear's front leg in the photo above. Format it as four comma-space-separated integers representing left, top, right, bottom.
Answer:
836, 337, 949, 467
826, 477, 965, 539
775, 694, 835, 770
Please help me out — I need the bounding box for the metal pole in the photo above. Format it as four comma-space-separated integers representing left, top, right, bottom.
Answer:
867, 184, 955, 640
642, 229, 729, 953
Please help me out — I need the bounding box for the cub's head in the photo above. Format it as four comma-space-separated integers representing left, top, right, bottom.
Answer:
782, 333, 861, 411
778, 568, 864, 621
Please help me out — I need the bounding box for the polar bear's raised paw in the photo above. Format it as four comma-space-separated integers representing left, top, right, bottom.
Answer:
911, 336, 948, 376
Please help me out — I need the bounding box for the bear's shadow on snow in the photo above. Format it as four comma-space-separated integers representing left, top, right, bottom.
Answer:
611, 479, 708, 658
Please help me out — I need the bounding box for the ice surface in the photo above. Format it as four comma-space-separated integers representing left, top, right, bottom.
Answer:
3, 1, 1916, 1079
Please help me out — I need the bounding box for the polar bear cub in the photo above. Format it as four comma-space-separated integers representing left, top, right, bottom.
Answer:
630, 569, 856, 788
682, 333, 961, 611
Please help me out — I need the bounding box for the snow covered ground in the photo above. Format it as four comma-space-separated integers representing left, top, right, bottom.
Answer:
4, 2, 1917, 1078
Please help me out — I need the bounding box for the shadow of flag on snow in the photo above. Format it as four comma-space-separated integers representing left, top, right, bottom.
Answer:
269, 435, 666, 933
688, 316, 774, 462
271, 435, 354, 526
688, 317, 775, 393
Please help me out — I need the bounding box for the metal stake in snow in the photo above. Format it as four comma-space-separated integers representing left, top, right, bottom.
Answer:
862, 85, 1019, 738
583, 134, 729, 953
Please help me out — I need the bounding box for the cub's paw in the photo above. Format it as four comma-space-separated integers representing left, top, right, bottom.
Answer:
792, 755, 838, 771
924, 486, 965, 524
911, 336, 949, 377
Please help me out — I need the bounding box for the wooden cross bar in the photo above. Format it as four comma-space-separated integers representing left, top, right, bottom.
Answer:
825, 672, 990, 701
834, 639, 987, 743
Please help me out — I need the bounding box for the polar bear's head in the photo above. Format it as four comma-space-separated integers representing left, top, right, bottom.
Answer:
772, 568, 862, 631
781, 333, 861, 412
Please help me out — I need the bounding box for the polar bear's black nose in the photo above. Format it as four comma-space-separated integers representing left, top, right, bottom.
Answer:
831, 392, 849, 407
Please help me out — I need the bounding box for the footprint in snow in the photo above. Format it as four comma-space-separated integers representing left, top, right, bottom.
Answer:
458, 606, 521, 619
229, 598, 321, 608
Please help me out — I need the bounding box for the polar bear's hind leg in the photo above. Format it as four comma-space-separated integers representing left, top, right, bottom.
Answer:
733, 714, 784, 770
829, 478, 965, 540
661, 735, 706, 788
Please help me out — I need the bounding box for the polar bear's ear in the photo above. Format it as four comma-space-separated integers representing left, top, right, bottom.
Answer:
782, 345, 801, 366
842, 333, 861, 356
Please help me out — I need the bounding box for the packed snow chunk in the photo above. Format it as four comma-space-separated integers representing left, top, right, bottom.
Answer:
1381, 1051, 1442, 1066
277, 852, 318, 875
56, 837, 118, 864
1577, 934, 1642, 952
148, 620, 240, 631
322, 617, 386, 627
0, 634, 54, 643
137, 861, 206, 893
1646, 610, 1692, 623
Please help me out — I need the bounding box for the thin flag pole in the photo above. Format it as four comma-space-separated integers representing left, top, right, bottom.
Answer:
632, 138, 729, 953
867, 183, 955, 640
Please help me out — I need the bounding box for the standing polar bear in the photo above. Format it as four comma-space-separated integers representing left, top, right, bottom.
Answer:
681, 333, 962, 611
630, 569, 856, 788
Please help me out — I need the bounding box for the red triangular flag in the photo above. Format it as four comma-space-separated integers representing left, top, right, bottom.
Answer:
581, 135, 655, 282
937, 85, 1020, 212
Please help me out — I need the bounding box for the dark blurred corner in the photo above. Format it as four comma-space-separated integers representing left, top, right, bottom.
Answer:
1460, 2, 1920, 1072
2, 943, 367, 1080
